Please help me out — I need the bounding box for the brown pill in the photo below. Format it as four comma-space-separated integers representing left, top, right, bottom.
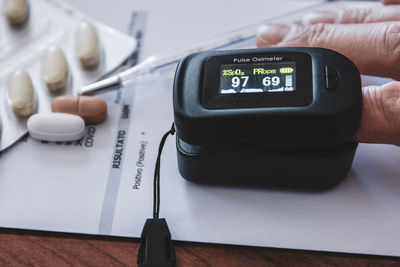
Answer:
51, 95, 107, 124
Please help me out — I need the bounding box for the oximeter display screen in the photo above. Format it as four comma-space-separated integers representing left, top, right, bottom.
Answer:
202, 53, 312, 109
219, 62, 296, 94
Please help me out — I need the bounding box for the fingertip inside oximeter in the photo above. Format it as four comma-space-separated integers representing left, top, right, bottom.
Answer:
173, 47, 362, 189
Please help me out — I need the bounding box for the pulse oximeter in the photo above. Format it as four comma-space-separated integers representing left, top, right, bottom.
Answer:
173, 47, 362, 189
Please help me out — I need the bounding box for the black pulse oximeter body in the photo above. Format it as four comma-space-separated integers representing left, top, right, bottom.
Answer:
173, 47, 362, 189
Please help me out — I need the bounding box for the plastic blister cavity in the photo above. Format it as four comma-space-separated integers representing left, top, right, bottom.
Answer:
7, 70, 36, 117
41, 46, 69, 92
75, 21, 101, 69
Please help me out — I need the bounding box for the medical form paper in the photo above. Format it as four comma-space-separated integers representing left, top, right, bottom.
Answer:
1, 0, 399, 257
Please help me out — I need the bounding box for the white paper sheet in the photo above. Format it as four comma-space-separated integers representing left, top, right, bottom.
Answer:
1, 0, 399, 258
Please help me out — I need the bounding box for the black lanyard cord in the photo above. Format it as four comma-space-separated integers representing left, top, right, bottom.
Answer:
138, 123, 176, 267
153, 123, 175, 219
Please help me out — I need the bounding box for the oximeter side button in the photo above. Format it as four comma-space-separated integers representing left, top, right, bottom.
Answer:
325, 66, 339, 90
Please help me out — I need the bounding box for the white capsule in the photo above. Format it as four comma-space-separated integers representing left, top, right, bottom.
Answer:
41, 46, 69, 92
27, 113, 85, 142
4, 0, 28, 25
76, 21, 101, 68
8, 70, 35, 117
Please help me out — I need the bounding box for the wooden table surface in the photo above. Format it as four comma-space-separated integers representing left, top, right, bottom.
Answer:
0, 228, 399, 266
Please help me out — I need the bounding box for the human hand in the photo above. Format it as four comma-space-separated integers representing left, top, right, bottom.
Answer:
256, 1, 400, 146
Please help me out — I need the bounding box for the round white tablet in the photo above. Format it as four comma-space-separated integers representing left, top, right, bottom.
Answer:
27, 113, 85, 142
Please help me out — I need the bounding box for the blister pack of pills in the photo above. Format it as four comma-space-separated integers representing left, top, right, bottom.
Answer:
0, 0, 137, 151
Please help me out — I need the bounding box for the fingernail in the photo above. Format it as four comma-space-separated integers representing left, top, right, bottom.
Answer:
302, 11, 337, 25
256, 24, 291, 46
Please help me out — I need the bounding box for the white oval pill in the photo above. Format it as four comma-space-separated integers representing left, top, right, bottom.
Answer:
41, 46, 69, 92
7, 70, 35, 117
27, 113, 85, 142
4, 0, 28, 25
76, 21, 100, 68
